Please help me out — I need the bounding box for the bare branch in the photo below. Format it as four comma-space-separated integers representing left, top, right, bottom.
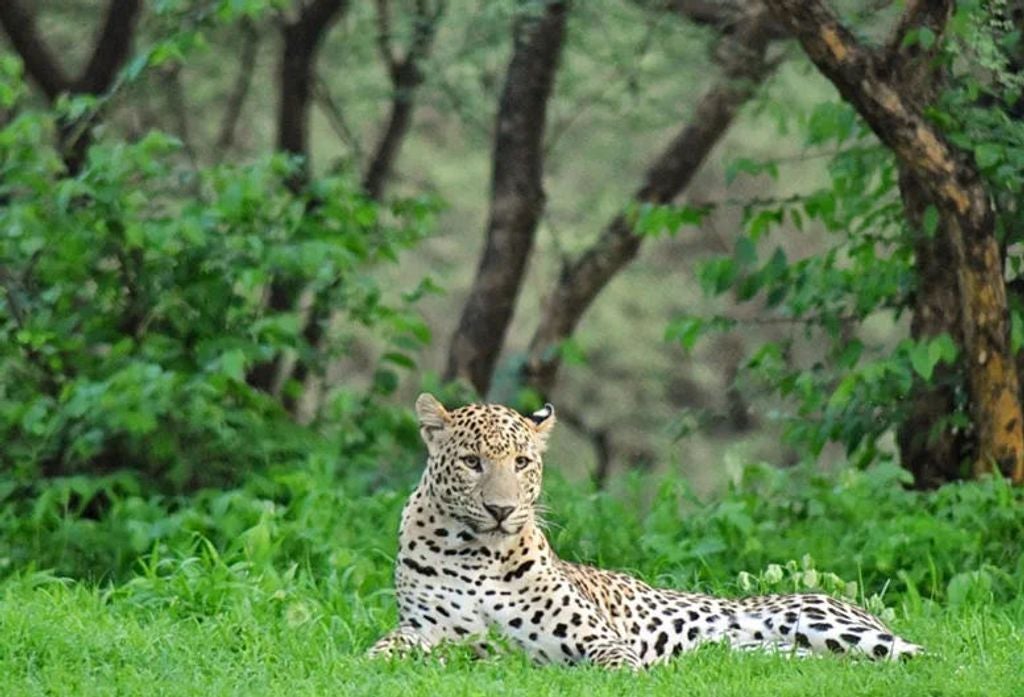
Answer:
374, 0, 400, 75
216, 22, 261, 154
162, 66, 200, 170
314, 75, 365, 163
250, 0, 351, 393
0, 0, 142, 173
522, 5, 782, 397
363, 0, 446, 199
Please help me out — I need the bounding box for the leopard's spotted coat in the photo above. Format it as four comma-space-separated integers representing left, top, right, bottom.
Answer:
369, 395, 921, 668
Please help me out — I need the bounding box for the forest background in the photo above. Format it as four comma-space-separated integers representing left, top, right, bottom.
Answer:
1, 1, 1024, 695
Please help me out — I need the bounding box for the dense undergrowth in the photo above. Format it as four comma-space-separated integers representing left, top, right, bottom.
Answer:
2, 461, 1021, 609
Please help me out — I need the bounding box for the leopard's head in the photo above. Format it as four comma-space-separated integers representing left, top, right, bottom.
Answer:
415, 393, 555, 536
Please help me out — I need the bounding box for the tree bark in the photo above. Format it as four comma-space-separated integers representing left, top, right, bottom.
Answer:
522, 6, 779, 397
0, 1, 70, 100
764, 0, 1024, 483
0, 0, 143, 171
274, 2, 444, 415
444, 0, 569, 396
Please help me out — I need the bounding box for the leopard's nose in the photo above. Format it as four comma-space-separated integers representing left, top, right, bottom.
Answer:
484, 503, 515, 523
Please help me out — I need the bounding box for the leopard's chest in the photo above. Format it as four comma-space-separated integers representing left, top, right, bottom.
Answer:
394, 538, 540, 639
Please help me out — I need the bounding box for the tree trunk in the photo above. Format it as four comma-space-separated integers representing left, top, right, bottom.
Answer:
897, 169, 970, 487
522, 7, 779, 397
278, 0, 349, 174
445, 0, 569, 396
248, 0, 350, 394
883, 1, 969, 486
764, 0, 1024, 483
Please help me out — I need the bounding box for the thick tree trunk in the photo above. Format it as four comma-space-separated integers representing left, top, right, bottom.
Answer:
897, 169, 970, 487
884, 1, 969, 486
445, 0, 569, 396
764, 0, 1024, 483
522, 7, 779, 397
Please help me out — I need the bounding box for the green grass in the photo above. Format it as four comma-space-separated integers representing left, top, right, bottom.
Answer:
2, 576, 1022, 696
2, 465, 1023, 695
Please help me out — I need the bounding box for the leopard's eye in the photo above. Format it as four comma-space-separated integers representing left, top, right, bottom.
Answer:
462, 455, 483, 471
514, 456, 531, 471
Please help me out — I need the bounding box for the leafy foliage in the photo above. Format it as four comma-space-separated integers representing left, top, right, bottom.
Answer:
0, 59, 435, 490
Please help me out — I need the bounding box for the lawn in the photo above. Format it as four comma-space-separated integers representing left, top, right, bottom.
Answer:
2, 574, 1022, 697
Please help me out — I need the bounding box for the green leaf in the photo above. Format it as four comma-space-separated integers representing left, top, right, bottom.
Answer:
827, 374, 858, 410
908, 342, 937, 381
219, 349, 247, 382
381, 352, 416, 370
929, 334, 959, 365
664, 317, 705, 352
974, 143, 1002, 169
725, 158, 778, 185
698, 258, 736, 296
917, 27, 936, 49
734, 236, 757, 267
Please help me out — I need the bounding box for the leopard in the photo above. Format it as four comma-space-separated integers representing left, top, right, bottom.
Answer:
368, 394, 922, 669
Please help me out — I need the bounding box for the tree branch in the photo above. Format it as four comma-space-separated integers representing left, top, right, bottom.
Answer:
0, 0, 70, 99
363, 0, 446, 199
216, 22, 261, 154
249, 0, 351, 394
522, 5, 781, 397
445, 0, 570, 395
73, 0, 144, 94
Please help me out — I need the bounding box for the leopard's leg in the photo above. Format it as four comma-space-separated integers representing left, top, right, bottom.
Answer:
367, 625, 433, 659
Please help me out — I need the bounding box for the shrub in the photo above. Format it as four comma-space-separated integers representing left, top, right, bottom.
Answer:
0, 58, 434, 491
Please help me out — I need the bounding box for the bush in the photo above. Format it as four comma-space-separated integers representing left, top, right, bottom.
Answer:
0, 58, 435, 491
3, 456, 1022, 608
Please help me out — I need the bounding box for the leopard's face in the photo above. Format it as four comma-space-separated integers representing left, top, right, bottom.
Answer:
415, 394, 555, 537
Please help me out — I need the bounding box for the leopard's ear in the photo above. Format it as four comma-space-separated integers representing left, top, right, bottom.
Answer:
527, 403, 556, 450
415, 393, 450, 450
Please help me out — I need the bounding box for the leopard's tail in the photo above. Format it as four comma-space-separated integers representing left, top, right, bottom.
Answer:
726, 593, 923, 660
